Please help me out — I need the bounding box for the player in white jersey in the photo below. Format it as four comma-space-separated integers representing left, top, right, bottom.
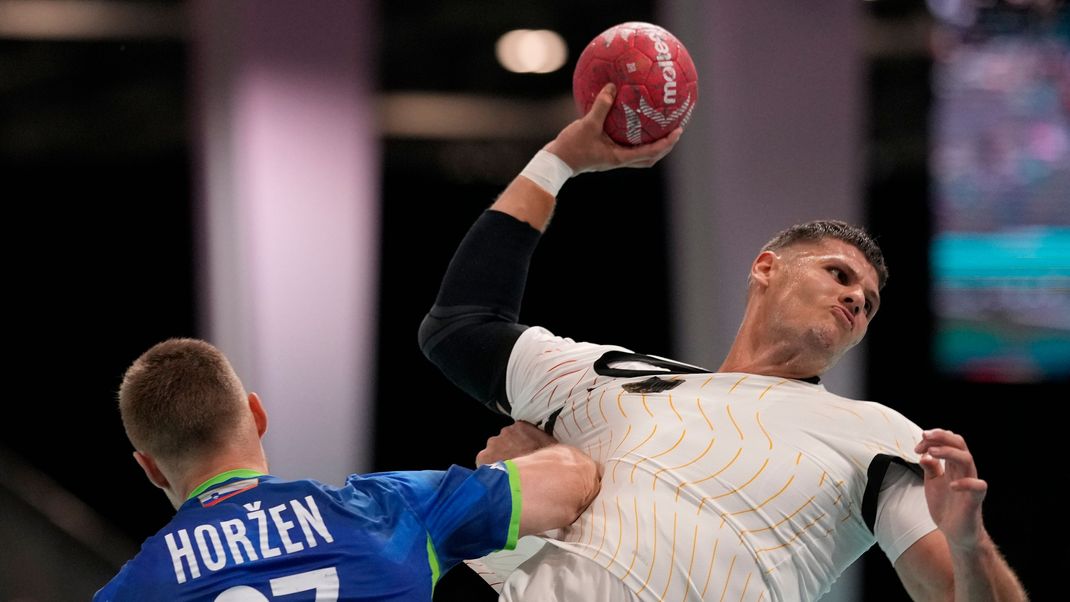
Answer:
420, 83, 1027, 601
492, 328, 936, 601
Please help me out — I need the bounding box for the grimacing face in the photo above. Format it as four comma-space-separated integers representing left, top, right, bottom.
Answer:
761, 238, 882, 366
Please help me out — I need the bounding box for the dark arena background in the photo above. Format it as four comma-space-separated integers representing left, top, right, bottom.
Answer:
1, 1, 1064, 600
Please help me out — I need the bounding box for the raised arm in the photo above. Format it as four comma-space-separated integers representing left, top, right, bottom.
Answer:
418, 83, 681, 414
894, 429, 1027, 601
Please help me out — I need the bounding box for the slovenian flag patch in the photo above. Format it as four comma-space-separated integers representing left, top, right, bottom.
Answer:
197, 478, 260, 507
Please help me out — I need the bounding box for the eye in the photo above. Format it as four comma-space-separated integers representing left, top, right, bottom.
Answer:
864, 300, 873, 316
828, 267, 847, 284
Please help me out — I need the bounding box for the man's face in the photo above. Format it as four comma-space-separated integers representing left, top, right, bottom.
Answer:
760, 238, 882, 365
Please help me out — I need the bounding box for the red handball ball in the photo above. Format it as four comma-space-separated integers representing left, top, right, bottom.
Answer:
572, 22, 698, 146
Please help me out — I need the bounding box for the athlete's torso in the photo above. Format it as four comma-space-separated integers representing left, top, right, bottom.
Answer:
507, 327, 926, 601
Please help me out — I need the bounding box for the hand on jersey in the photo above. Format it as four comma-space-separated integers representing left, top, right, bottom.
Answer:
544, 83, 682, 175
914, 428, 989, 551
476, 421, 559, 466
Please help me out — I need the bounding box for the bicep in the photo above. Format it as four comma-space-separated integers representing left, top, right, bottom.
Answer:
894, 530, 954, 602
400, 466, 519, 567
874, 463, 937, 562
877, 464, 952, 601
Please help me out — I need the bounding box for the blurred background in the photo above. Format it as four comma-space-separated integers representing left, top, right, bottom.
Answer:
1, 0, 1065, 600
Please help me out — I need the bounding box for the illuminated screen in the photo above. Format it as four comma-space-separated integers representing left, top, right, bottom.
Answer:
930, 9, 1070, 382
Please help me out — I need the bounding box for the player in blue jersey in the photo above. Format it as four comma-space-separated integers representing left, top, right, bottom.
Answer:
94, 337, 600, 601
420, 84, 1028, 600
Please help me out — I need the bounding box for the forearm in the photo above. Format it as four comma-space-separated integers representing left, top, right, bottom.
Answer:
951, 533, 1027, 602
912, 430, 1028, 601
514, 443, 600, 537
490, 172, 559, 232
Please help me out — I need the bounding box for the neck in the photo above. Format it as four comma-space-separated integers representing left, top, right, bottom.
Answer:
719, 318, 831, 379
169, 448, 268, 507
719, 345, 824, 379
182, 460, 268, 498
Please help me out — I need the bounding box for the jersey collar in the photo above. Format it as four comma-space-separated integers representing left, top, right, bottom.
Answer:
186, 469, 266, 501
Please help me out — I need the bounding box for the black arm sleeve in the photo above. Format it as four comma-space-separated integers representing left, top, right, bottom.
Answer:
418, 210, 541, 414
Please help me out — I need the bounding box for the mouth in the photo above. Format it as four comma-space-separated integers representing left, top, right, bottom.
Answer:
832, 306, 854, 330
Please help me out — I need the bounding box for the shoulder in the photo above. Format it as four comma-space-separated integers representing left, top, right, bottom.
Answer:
91, 542, 161, 601
505, 326, 628, 420
93, 570, 125, 602
821, 390, 925, 439
861, 399, 926, 452
508, 326, 631, 361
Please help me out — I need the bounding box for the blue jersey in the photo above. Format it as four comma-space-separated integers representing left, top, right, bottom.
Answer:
94, 463, 520, 601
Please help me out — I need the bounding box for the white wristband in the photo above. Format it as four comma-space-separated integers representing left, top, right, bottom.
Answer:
519, 150, 574, 197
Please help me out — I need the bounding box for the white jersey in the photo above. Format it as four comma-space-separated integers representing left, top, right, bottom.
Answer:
503, 327, 936, 602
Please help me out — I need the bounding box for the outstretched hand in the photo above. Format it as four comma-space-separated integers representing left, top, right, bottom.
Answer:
476, 421, 559, 466
914, 428, 989, 551
545, 83, 683, 175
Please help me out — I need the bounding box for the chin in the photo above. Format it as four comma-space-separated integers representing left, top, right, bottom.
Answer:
805, 325, 837, 351
802, 327, 842, 368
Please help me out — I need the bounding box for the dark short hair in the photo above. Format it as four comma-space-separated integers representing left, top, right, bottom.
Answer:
119, 338, 247, 464
761, 220, 889, 289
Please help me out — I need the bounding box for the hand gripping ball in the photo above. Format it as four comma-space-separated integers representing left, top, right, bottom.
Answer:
572, 22, 699, 145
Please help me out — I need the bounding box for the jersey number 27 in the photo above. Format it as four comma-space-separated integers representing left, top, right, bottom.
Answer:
214, 567, 339, 601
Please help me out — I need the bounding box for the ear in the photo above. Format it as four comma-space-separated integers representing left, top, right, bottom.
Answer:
750, 250, 779, 288
248, 392, 268, 438
133, 450, 170, 490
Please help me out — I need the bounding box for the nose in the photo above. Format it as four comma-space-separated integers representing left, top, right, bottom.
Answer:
841, 286, 864, 315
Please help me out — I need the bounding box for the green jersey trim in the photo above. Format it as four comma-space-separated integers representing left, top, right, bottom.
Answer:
504, 459, 521, 551
186, 469, 266, 501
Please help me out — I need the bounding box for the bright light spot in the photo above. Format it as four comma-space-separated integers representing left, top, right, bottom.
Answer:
496, 29, 568, 74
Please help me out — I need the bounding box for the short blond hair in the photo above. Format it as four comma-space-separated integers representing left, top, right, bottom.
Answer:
119, 338, 247, 464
